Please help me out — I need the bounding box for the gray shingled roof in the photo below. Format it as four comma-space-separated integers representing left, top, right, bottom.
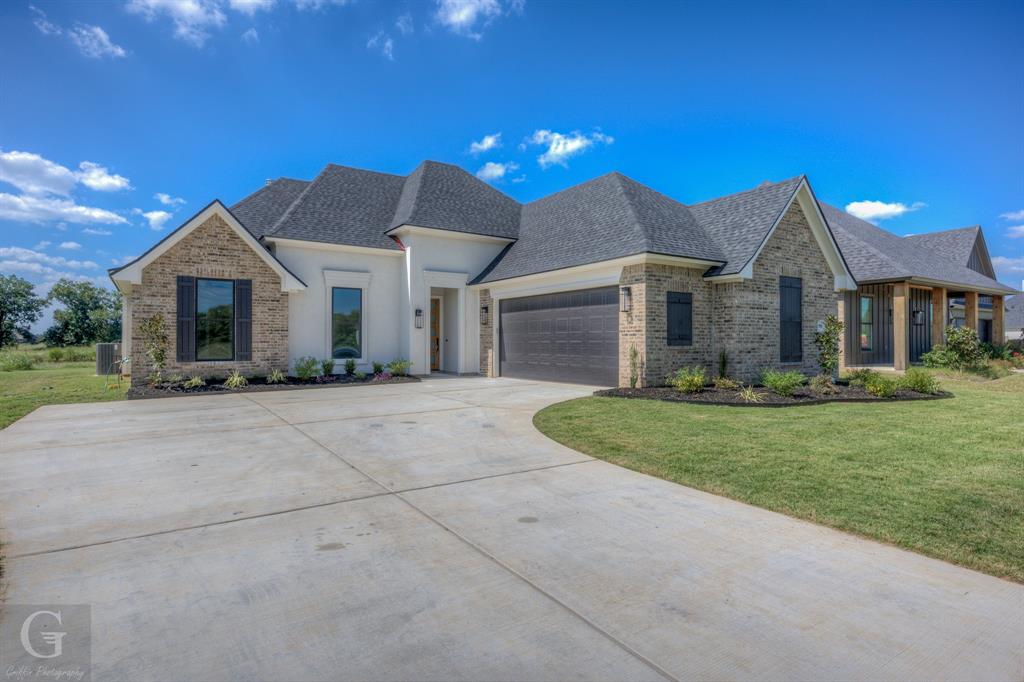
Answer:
389, 160, 520, 238
231, 178, 308, 239
820, 203, 1014, 293
475, 172, 727, 284
903, 226, 980, 265
1006, 296, 1024, 331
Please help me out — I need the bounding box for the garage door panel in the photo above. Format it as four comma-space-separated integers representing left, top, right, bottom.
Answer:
499, 286, 618, 386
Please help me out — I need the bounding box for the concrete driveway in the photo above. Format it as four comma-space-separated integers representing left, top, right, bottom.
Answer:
1, 376, 1021, 681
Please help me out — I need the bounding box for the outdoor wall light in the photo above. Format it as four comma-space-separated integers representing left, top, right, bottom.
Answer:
414, 307, 424, 329
480, 304, 489, 325
620, 286, 632, 313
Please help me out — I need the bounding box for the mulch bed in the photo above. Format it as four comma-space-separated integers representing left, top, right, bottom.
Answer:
595, 383, 953, 407
127, 374, 419, 400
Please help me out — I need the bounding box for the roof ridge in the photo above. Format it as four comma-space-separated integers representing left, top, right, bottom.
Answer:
265, 165, 330, 237
689, 175, 804, 208
323, 162, 406, 179
904, 225, 980, 240
608, 172, 650, 251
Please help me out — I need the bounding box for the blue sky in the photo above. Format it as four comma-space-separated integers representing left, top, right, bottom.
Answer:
2, 0, 1022, 329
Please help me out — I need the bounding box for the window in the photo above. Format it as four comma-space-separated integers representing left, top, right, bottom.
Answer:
666, 292, 692, 346
859, 295, 873, 351
779, 276, 802, 363
196, 278, 234, 361
331, 287, 362, 359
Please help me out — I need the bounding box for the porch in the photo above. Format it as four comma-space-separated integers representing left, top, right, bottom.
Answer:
840, 283, 1006, 371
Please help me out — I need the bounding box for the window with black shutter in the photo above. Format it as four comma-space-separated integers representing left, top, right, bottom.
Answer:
780, 276, 802, 363
667, 291, 692, 346
176, 276, 252, 362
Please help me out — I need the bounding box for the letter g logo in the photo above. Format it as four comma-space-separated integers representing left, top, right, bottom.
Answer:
20, 610, 66, 659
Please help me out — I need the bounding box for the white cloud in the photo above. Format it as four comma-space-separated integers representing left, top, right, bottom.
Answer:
0, 193, 128, 225
229, 0, 276, 15
241, 27, 260, 43
1005, 225, 1024, 238
68, 24, 127, 58
0, 150, 78, 195
469, 132, 501, 155
112, 255, 139, 266
126, 0, 227, 47
82, 227, 113, 236
76, 161, 131, 192
33, 240, 51, 250
1000, 209, 1024, 221
395, 13, 414, 35
294, 0, 350, 10
526, 129, 614, 169
59, 241, 82, 250
142, 210, 173, 230
435, 0, 503, 39
475, 161, 519, 182
992, 256, 1024, 276
0, 246, 99, 270
845, 200, 926, 223
154, 192, 186, 206
30, 5, 62, 35
367, 31, 394, 60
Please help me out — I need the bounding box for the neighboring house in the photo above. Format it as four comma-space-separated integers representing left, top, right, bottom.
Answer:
109, 161, 1017, 386
1005, 295, 1024, 343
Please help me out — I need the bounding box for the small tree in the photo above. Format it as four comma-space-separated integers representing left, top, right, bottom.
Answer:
0, 274, 46, 347
814, 314, 843, 378
944, 325, 983, 371
139, 313, 169, 380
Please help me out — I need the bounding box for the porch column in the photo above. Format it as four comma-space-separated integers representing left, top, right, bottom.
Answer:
836, 295, 848, 373
931, 286, 947, 347
992, 295, 1005, 343
893, 281, 910, 370
964, 291, 979, 332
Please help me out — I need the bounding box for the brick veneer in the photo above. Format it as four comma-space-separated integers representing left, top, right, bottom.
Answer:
127, 213, 289, 383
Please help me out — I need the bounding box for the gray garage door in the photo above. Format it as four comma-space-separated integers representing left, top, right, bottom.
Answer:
499, 286, 619, 386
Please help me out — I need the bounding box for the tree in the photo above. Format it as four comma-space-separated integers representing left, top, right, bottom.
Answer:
43, 278, 122, 347
814, 314, 844, 378
0, 274, 46, 347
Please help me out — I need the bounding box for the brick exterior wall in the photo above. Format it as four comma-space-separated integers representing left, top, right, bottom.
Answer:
127, 213, 289, 383
479, 288, 495, 376
618, 202, 838, 386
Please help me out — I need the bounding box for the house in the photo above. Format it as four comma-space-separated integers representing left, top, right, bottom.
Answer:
1005, 295, 1023, 343
109, 161, 1017, 386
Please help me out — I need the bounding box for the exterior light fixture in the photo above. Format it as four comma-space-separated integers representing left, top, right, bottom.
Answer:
619, 286, 632, 313
414, 307, 424, 329
480, 304, 489, 325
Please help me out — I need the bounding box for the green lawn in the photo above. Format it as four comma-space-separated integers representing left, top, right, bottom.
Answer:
534, 372, 1024, 582
1, 362, 128, 429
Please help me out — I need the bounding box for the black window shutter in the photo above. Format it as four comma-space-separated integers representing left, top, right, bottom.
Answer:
176, 276, 196, 362
235, 279, 252, 362
667, 291, 693, 346
780, 276, 802, 362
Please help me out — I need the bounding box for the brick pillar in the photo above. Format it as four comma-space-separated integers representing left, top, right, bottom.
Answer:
836, 294, 848, 373
478, 289, 495, 376
931, 287, 946, 349
618, 265, 647, 388
992, 295, 1005, 344
893, 282, 910, 371
964, 291, 979, 332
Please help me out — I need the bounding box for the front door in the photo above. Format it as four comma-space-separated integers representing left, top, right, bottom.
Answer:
430, 298, 441, 371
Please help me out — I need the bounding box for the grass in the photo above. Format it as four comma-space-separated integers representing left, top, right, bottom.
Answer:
0, 362, 128, 429
534, 371, 1024, 582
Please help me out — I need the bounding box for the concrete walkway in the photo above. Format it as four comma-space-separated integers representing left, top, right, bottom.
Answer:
1, 377, 1021, 681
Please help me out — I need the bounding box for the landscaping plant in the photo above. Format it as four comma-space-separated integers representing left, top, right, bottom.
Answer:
294, 356, 320, 380
224, 370, 248, 389
355, 371, 367, 380
814, 314, 843, 377
372, 361, 384, 375
266, 369, 286, 384
898, 368, 940, 395
843, 368, 876, 387
387, 358, 412, 376
139, 314, 169, 381
184, 375, 205, 389
372, 370, 392, 382
761, 369, 805, 396
863, 373, 897, 397
810, 374, 838, 395
739, 385, 763, 403
628, 344, 643, 388
717, 350, 729, 379
344, 358, 356, 375
321, 358, 336, 376
669, 366, 706, 393
0, 351, 35, 372
713, 376, 739, 390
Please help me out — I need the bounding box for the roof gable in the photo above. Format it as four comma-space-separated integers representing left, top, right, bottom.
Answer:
231, 178, 308, 239
904, 226, 996, 278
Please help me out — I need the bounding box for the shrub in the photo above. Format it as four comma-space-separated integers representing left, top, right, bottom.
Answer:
372, 371, 393, 382
294, 356, 320, 380
388, 358, 412, 376
321, 358, 336, 376
372, 361, 384, 375
224, 370, 248, 389
0, 351, 35, 371
47, 347, 64, 362
1011, 351, 1024, 369
669, 366, 706, 393
266, 368, 286, 384
167, 373, 185, 384
739, 385, 763, 403
713, 376, 740, 390
810, 374, 837, 395
982, 343, 1012, 361
944, 326, 984, 370
355, 371, 367, 380
921, 346, 956, 368
843, 368, 876, 386
814, 314, 844, 377
717, 350, 729, 379
344, 358, 356, 375
761, 369, 805, 397
139, 314, 169, 378
629, 345, 643, 389
864, 373, 897, 397
184, 375, 205, 389
898, 367, 940, 394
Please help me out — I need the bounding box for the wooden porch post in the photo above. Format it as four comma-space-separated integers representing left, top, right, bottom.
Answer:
964, 291, 979, 332
992, 295, 1005, 343
893, 281, 910, 371
837, 295, 847, 373
931, 286, 947, 348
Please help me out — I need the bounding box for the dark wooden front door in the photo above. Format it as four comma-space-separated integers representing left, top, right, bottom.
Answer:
430, 298, 441, 371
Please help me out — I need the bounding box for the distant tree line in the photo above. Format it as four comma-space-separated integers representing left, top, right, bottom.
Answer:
0, 274, 121, 348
